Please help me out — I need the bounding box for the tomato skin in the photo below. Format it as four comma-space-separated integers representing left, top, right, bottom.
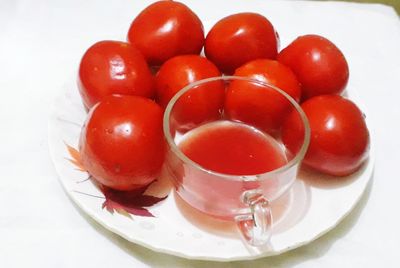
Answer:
224, 59, 301, 134
277, 35, 349, 100
127, 1, 204, 66
155, 55, 224, 130
282, 95, 369, 176
78, 40, 154, 109
79, 95, 165, 191
233, 59, 301, 102
155, 55, 222, 107
205, 12, 279, 74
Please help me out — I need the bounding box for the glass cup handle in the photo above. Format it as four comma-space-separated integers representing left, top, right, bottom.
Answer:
235, 190, 272, 246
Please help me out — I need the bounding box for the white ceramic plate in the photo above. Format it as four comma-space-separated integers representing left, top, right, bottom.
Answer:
48, 1, 374, 260
48, 78, 374, 261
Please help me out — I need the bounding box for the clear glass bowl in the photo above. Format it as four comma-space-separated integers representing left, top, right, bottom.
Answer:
163, 76, 310, 246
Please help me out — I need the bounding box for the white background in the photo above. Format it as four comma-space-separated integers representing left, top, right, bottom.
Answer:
1, 0, 400, 267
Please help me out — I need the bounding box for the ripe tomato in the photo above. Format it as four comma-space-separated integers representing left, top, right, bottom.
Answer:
205, 12, 279, 74
78, 40, 154, 109
127, 1, 204, 66
79, 95, 165, 191
277, 35, 349, 100
155, 55, 224, 130
224, 59, 301, 134
282, 95, 369, 176
232, 59, 301, 101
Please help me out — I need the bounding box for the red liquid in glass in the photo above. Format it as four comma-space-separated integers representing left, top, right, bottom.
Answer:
174, 121, 288, 219
179, 121, 287, 175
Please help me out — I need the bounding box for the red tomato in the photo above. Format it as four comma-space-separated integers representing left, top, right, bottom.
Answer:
155, 55, 224, 130
224, 59, 301, 134
79, 95, 165, 191
78, 40, 154, 109
281, 95, 370, 176
232, 59, 301, 101
205, 13, 279, 74
277, 35, 349, 100
127, 1, 204, 66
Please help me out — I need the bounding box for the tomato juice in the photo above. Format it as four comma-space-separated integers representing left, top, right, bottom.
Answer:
179, 120, 287, 175
169, 120, 289, 219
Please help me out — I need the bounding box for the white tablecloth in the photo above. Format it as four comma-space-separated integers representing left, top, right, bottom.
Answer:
1, 0, 400, 267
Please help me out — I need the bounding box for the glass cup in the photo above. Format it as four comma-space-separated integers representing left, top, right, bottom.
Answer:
163, 76, 310, 246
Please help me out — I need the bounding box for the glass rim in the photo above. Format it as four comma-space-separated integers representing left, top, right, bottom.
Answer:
163, 76, 310, 182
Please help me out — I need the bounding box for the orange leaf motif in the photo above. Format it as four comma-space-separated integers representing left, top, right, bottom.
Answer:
65, 143, 86, 171
65, 144, 168, 218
